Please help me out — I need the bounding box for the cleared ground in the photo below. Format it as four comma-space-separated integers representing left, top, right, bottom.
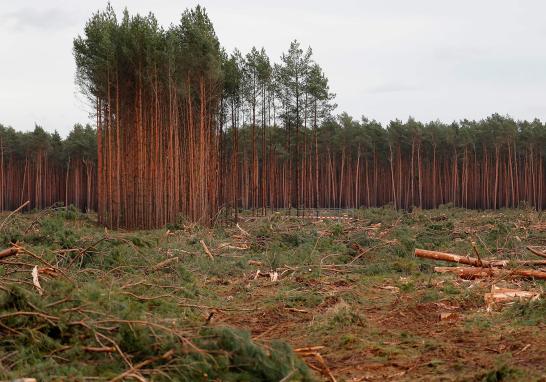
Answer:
0, 207, 545, 381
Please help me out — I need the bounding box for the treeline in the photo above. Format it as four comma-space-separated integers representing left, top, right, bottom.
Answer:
3, 113, 545, 220
230, 113, 546, 212
0, 124, 96, 212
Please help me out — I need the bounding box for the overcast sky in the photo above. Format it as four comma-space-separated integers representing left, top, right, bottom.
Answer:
1, 0, 545, 135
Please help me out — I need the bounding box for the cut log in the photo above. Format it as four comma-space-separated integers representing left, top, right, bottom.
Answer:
415, 248, 505, 267
0, 246, 18, 260
439, 312, 459, 321
484, 285, 540, 307
434, 266, 496, 279
485, 291, 536, 304
434, 266, 546, 280
415, 248, 545, 268
510, 268, 546, 280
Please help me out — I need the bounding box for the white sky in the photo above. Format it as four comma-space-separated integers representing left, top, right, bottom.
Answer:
1, 0, 545, 135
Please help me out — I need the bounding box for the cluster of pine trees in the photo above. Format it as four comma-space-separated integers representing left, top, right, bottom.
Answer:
2, 5, 545, 229
74, 5, 224, 229
0, 124, 96, 212
72, 4, 337, 228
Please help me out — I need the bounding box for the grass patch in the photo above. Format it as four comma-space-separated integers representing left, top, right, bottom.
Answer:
505, 298, 546, 326
480, 365, 524, 382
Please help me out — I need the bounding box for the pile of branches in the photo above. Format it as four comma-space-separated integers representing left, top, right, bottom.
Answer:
0, 218, 313, 381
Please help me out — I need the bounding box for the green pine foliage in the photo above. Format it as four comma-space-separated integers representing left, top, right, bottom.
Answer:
0, 123, 96, 168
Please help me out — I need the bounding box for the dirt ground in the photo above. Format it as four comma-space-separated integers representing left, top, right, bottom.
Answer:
211, 209, 546, 381
220, 275, 545, 381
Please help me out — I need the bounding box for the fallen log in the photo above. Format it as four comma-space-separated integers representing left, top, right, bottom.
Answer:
509, 268, 546, 280
415, 248, 546, 268
415, 248, 505, 267
484, 285, 540, 303
484, 285, 540, 307
0, 246, 19, 260
434, 266, 495, 279
435, 266, 546, 280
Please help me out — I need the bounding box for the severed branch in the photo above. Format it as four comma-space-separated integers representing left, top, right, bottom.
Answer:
471, 241, 484, 267
149, 257, 180, 272
527, 246, 546, 259
14, 244, 74, 284
236, 223, 250, 237
83, 346, 116, 353
110, 349, 175, 382
294, 348, 336, 382
0, 200, 30, 231
0, 246, 19, 260
200, 240, 214, 260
